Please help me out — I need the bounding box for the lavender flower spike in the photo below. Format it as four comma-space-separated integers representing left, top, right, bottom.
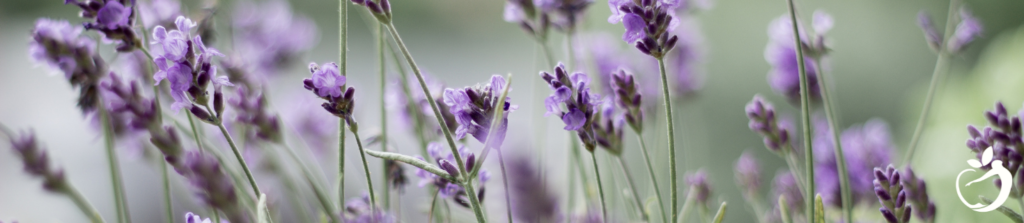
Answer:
917, 11, 943, 52
304, 62, 356, 121
608, 0, 681, 58
344, 193, 397, 223
735, 151, 761, 198
182, 151, 249, 223
508, 155, 563, 223
745, 95, 792, 152
901, 166, 936, 222
611, 69, 644, 132
765, 15, 820, 103
686, 170, 712, 207
10, 131, 67, 193
873, 165, 912, 223
29, 18, 106, 113
441, 75, 518, 149
540, 63, 602, 151
947, 8, 983, 53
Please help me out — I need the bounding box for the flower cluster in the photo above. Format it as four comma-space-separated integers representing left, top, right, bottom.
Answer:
507, 154, 562, 223
610, 69, 644, 132
303, 62, 356, 123
772, 170, 803, 213
734, 151, 761, 199
764, 13, 831, 103
901, 167, 936, 222
233, 0, 318, 77
66, 0, 142, 51
416, 143, 489, 208
745, 95, 793, 152
918, 8, 983, 53
9, 131, 68, 193
540, 63, 603, 151
101, 73, 188, 171
29, 19, 106, 113
229, 86, 282, 143
344, 193, 397, 223
442, 75, 518, 149
874, 165, 912, 223
592, 100, 625, 154
351, 0, 393, 23
181, 151, 248, 223
814, 118, 895, 207
608, 0, 681, 58
151, 16, 232, 118
965, 102, 1023, 187
504, 0, 550, 37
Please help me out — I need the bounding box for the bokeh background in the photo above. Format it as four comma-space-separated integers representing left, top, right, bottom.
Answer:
2, 0, 1024, 222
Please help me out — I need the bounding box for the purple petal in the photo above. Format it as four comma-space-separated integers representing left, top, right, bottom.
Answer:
812, 10, 834, 35
622, 13, 646, 43
562, 108, 586, 130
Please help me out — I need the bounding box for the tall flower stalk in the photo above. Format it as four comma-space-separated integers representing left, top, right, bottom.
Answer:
339, 0, 350, 207
609, 69, 666, 222
782, 0, 816, 219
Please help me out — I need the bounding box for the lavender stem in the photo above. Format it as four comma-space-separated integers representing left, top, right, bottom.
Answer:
782, 0, 816, 220
339, 0, 350, 206
616, 156, 649, 221
779, 195, 793, 223
656, 57, 679, 222
385, 21, 488, 222
215, 120, 263, 197
812, 57, 853, 223
99, 101, 130, 223
349, 125, 379, 211
377, 20, 391, 210
636, 132, 668, 222
904, 0, 961, 165
161, 163, 173, 223
498, 149, 515, 223
67, 182, 106, 223
712, 202, 728, 223
676, 185, 697, 223
278, 141, 340, 223
590, 151, 608, 221
186, 112, 205, 152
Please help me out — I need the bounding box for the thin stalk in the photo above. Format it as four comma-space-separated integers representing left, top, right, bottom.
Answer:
215, 121, 262, 196
339, 0, 350, 206
813, 58, 852, 223
186, 113, 205, 152
348, 126, 379, 212
783, 0, 816, 219
99, 103, 130, 223
711, 202, 727, 223
213, 211, 220, 223
904, 0, 961, 164
567, 138, 578, 217
498, 150, 515, 223
676, 185, 697, 223
635, 133, 667, 223
655, 57, 679, 222
590, 152, 608, 221
615, 156, 649, 221
66, 185, 106, 223
778, 196, 793, 223
162, 163, 173, 223
385, 21, 487, 222
699, 203, 710, 222
782, 151, 806, 192
537, 39, 557, 68
377, 21, 391, 210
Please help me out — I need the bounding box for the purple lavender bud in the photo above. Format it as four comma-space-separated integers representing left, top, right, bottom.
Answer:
773, 171, 803, 211
686, 170, 711, 205
873, 164, 911, 223
439, 159, 460, 177
181, 151, 249, 223
901, 166, 936, 221
9, 131, 69, 193
734, 151, 761, 197
745, 95, 792, 152
190, 107, 213, 123
344, 193, 397, 223
917, 11, 943, 51
948, 8, 983, 53
880, 208, 898, 223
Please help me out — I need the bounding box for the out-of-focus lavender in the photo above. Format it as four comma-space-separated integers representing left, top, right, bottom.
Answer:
415, 143, 488, 208
507, 154, 562, 223
233, 0, 317, 78
734, 151, 761, 198
228, 86, 282, 143
745, 95, 792, 152
138, 0, 181, 28
948, 8, 983, 53
9, 131, 67, 193
29, 19, 105, 113
183, 212, 213, 223
764, 14, 820, 103
814, 118, 895, 207
664, 17, 705, 98
686, 169, 712, 206
772, 171, 803, 214
901, 166, 936, 222
181, 151, 248, 223
607, 0, 681, 58
386, 72, 458, 142
343, 193, 397, 223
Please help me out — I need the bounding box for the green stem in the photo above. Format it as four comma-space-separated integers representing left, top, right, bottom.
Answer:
66, 185, 106, 223
162, 163, 173, 223
498, 149, 515, 223
99, 102, 130, 223
590, 152, 608, 221
783, 0, 816, 220
635, 133, 667, 223
655, 57, 679, 222
904, 0, 960, 165
348, 125, 379, 213
782, 151, 806, 193
676, 185, 697, 223
377, 20, 391, 210
615, 156, 649, 221
385, 21, 487, 223
813, 58, 853, 223
711, 202, 728, 223
186, 112, 205, 152
216, 121, 262, 196
339, 0, 350, 206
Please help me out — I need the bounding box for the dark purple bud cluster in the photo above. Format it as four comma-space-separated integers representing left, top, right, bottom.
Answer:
442, 75, 517, 149
503, 0, 550, 38
181, 151, 249, 223
916, 12, 943, 52
592, 100, 624, 155
874, 165, 912, 223
540, 63, 603, 151
351, 0, 392, 23
610, 69, 644, 132
229, 86, 282, 143
303, 62, 357, 124
101, 73, 188, 172
734, 151, 761, 199
416, 143, 488, 208
151, 16, 231, 124
29, 19, 107, 113
686, 170, 712, 206
385, 159, 409, 192
9, 131, 68, 192
901, 166, 936, 222
608, 0, 681, 58
965, 102, 1024, 188
344, 193, 397, 223
65, 0, 142, 51
507, 155, 562, 223
745, 95, 792, 152
918, 8, 982, 54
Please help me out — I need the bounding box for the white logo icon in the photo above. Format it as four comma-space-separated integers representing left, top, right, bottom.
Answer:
956, 147, 1013, 212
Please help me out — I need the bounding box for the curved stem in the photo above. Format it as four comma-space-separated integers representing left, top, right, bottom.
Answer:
385, 21, 487, 223
349, 126, 379, 213
904, 0, 961, 164
616, 156, 649, 221
99, 103, 130, 223
216, 122, 262, 197
498, 149, 515, 223
66, 185, 106, 223
162, 163, 173, 223
635, 133, 667, 223
655, 57, 679, 222
783, 0, 816, 219
590, 152, 608, 221
813, 58, 853, 223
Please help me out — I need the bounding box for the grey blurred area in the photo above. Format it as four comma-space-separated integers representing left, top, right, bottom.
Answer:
1, 0, 1023, 222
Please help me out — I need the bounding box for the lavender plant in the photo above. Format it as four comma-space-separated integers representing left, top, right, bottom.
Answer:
3, 129, 104, 223
873, 165, 913, 223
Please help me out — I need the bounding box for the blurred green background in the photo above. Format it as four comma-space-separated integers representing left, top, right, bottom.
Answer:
2, 0, 1024, 222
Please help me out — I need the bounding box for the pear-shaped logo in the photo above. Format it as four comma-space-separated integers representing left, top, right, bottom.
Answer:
957, 147, 1013, 212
